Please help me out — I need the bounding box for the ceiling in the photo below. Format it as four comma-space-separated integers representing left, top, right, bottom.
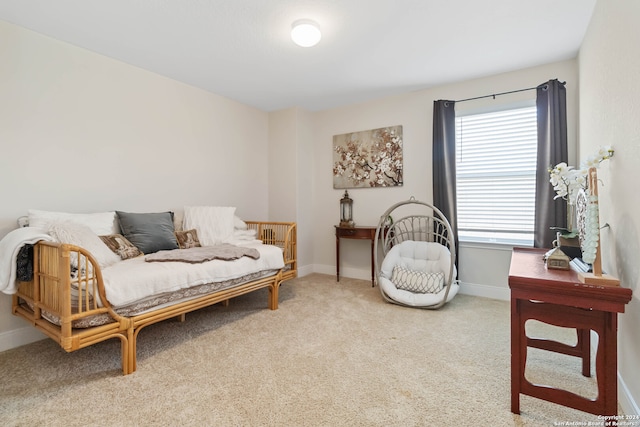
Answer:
0, 0, 597, 112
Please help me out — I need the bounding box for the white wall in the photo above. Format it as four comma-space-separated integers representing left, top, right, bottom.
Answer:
268, 108, 297, 221
0, 21, 270, 349
578, 0, 640, 414
267, 107, 314, 273
310, 60, 579, 294
295, 109, 315, 276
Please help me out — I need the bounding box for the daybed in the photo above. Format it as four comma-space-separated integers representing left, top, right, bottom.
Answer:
1, 208, 297, 375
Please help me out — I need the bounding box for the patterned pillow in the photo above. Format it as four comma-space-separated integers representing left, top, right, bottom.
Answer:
100, 234, 143, 260
391, 266, 444, 293
175, 229, 202, 249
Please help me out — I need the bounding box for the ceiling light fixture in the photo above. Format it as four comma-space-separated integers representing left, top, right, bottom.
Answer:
291, 19, 321, 47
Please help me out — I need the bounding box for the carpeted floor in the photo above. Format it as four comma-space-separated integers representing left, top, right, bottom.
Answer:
0, 274, 612, 426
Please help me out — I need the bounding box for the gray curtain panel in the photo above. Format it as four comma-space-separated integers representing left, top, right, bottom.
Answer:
432, 100, 458, 255
534, 79, 568, 248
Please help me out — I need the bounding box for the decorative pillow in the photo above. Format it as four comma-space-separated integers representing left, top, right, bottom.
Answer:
172, 210, 184, 232
116, 211, 179, 254
28, 209, 118, 235
183, 206, 236, 246
234, 215, 248, 230
175, 229, 202, 249
48, 221, 121, 269
391, 266, 444, 294
100, 234, 143, 260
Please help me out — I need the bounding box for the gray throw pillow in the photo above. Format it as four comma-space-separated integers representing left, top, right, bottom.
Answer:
116, 211, 179, 254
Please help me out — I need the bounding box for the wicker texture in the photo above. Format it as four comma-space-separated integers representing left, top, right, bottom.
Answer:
374, 198, 457, 309
12, 221, 297, 375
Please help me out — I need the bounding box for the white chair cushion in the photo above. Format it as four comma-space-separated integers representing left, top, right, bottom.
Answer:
379, 240, 458, 307
381, 240, 456, 283
379, 276, 459, 307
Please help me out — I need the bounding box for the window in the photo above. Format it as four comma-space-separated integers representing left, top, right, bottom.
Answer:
455, 105, 537, 246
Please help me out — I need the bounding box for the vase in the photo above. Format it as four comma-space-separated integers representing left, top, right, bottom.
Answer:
567, 202, 576, 233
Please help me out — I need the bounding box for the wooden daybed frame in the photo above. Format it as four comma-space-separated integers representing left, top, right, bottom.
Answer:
12, 221, 297, 375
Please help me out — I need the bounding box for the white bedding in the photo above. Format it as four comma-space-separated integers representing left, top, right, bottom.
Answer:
102, 242, 284, 307
0, 227, 54, 294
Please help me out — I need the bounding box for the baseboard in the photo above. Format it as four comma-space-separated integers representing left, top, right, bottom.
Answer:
296, 264, 314, 278
619, 373, 640, 416
0, 325, 46, 353
312, 264, 370, 281
458, 281, 510, 301
313, 264, 336, 278
312, 265, 511, 300
592, 331, 640, 416
588, 329, 639, 415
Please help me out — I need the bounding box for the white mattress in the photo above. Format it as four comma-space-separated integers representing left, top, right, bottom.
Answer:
102, 242, 284, 307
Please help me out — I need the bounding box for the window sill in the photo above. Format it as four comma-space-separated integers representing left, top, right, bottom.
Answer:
459, 239, 533, 251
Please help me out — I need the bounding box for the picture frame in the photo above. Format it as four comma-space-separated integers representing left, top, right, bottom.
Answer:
332, 125, 403, 189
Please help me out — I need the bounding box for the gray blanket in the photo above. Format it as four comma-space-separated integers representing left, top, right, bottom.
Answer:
145, 244, 260, 264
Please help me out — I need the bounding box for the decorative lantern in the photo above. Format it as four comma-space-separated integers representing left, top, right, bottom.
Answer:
339, 190, 354, 227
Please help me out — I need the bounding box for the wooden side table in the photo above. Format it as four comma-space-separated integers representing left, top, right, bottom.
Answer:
508, 247, 632, 416
335, 225, 380, 286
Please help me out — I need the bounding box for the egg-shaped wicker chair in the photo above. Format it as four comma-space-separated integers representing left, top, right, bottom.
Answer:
374, 197, 458, 309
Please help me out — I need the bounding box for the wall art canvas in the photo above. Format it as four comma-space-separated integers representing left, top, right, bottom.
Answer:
332, 125, 403, 189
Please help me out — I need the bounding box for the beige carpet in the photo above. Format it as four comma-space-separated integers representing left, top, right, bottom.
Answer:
0, 274, 614, 426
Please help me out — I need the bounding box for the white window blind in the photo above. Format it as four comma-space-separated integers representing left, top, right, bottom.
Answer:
455, 106, 537, 245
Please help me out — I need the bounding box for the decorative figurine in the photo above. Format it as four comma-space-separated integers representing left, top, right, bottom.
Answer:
545, 247, 570, 270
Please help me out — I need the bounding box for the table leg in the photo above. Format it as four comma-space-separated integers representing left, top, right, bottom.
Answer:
336, 234, 340, 282
511, 297, 522, 414
370, 238, 375, 287
600, 313, 618, 416
577, 328, 591, 377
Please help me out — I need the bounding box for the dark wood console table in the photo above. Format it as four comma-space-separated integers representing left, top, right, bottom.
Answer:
335, 225, 380, 286
509, 247, 632, 416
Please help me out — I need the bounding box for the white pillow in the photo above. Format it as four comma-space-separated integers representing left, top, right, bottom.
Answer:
234, 215, 248, 230
48, 221, 121, 270
28, 209, 118, 235
183, 206, 236, 246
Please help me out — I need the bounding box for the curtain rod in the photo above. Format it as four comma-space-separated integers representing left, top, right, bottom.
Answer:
453, 85, 539, 103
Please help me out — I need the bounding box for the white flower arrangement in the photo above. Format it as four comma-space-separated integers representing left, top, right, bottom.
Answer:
548, 146, 614, 204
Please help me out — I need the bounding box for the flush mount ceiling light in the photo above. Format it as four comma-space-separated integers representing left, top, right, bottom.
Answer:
291, 19, 321, 47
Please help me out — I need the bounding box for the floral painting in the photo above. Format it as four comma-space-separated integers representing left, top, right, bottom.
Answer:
332, 125, 403, 188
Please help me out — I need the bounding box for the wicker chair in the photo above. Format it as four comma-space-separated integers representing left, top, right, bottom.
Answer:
374, 197, 458, 309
